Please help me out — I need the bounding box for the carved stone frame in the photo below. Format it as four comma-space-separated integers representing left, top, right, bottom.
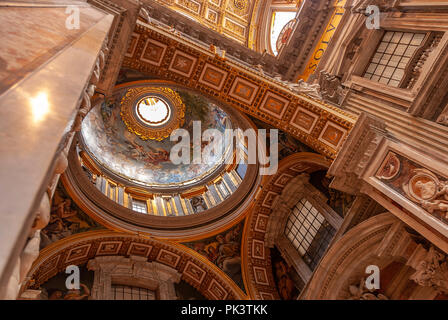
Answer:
87, 255, 181, 300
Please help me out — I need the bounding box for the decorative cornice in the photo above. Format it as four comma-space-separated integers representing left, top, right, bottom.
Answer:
328, 112, 388, 194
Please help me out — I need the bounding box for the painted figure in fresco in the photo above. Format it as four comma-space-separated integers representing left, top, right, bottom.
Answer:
191, 196, 207, 213
205, 243, 219, 262
211, 106, 228, 130
215, 225, 242, 270
123, 129, 145, 154
144, 148, 170, 167
47, 283, 91, 300
42, 199, 77, 244
41, 186, 100, 248
274, 260, 298, 300
186, 223, 244, 289
81, 90, 233, 186
55, 199, 78, 219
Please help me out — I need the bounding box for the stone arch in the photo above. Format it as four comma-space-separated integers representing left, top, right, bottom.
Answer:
242, 152, 331, 299
303, 212, 399, 299
303, 211, 448, 300
25, 230, 247, 300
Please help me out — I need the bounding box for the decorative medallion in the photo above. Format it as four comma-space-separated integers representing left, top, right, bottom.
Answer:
403, 169, 439, 202
233, 0, 247, 10
375, 152, 401, 180
120, 87, 185, 141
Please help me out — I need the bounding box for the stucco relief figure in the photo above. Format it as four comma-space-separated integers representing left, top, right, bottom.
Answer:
272, 76, 322, 100
351, 0, 396, 13
317, 71, 347, 105
436, 181, 448, 200
403, 169, 448, 218
47, 283, 91, 300
375, 152, 401, 180
287, 80, 322, 100
209, 44, 226, 58
410, 246, 448, 294
348, 278, 388, 300
437, 112, 448, 126
139, 7, 151, 23
421, 200, 448, 216
413, 179, 437, 200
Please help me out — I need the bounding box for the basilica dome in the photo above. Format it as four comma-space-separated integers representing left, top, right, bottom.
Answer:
80, 85, 233, 188
65, 82, 260, 238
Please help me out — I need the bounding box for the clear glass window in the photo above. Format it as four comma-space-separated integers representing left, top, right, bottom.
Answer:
132, 199, 147, 214
363, 31, 425, 87
284, 199, 336, 269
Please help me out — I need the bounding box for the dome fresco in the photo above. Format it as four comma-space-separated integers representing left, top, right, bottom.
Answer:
81, 88, 232, 187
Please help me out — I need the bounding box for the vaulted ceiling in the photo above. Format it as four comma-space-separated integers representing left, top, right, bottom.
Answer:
152, 0, 261, 46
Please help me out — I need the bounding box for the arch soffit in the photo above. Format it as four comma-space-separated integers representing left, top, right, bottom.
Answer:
27, 230, 248, 300
241, 152, 331, 299
302, 212, 402, 300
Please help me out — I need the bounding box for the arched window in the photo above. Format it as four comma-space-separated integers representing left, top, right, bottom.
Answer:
87, 256, 181, 300
270, 11, 297, 56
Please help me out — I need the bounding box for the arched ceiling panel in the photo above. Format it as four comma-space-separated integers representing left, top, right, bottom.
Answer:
152, 0, 261, 46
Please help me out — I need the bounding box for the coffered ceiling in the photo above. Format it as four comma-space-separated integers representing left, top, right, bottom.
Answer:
152, 0, 260, 46
122, 20, 357, 159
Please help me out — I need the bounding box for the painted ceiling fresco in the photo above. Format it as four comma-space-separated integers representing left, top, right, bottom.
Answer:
40, 182, 103, 249
81, 88, 232, 187
183, 222, 245, 292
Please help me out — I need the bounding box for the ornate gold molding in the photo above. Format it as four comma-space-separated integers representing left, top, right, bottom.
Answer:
123, 21, 357, 159
120, 86, 185, 141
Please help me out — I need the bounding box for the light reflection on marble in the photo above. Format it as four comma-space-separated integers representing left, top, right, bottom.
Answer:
0, 6, 104, 95
29, 91, 50, 123
0, 7, 112, 294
